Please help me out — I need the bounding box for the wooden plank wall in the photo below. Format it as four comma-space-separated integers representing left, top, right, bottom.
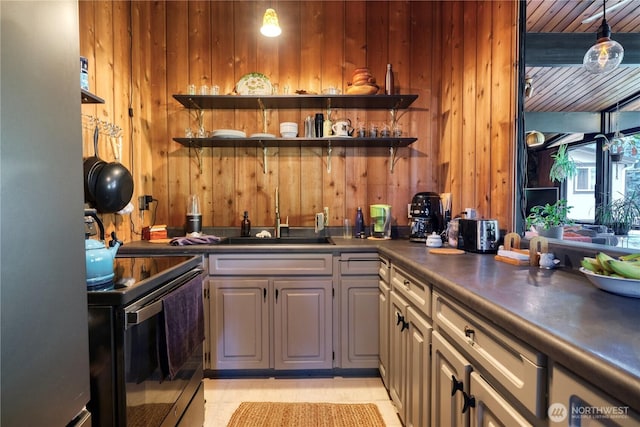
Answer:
79, 0, 518, 241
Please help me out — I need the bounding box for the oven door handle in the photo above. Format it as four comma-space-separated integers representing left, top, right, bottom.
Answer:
125, 268, 203, 328
127, 300, 163, 326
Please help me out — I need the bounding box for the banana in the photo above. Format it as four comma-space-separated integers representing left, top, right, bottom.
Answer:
581, 257, 601, 273
607, 259, 640, 280
597, 252, 616, 273
619, 253, 640, 262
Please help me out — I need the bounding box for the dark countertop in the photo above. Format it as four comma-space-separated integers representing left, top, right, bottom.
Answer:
119, 236, 640, 410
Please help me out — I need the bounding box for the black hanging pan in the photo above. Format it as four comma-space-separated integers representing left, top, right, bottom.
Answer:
83, 126, 134, 213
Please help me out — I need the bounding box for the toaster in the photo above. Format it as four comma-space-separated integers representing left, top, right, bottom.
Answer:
457, 219, 500, 253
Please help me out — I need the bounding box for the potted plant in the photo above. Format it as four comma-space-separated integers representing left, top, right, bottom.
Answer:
596, 189, 640, 235
526, 144, 576, 239
526, 199, 574, 239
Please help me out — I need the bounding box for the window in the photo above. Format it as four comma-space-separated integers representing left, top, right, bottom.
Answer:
574, 166, 596, 192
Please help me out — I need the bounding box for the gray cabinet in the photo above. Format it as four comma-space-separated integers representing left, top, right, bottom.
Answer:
388, 263, 433, 427
210, 278, 269, 369
432, 291, 545, 426
432, 331, 472, 427
406, 306, 432, 427
549, 364, 640, 426
339, 252, 380, 369
273, 278, 333, 370
207, 253, 333, 371
389, 290, 409, 423
378, 256, 391, 388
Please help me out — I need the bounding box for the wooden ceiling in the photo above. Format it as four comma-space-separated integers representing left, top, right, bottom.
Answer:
525, 0, 640, 113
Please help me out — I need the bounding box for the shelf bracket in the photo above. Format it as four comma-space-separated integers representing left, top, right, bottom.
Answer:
262, 145, 268, 175
190, 144, 204, 175
327, 141, 333, 173
389, 145, 400, 173
389, 108, 398, 130
258, 99, 269, 133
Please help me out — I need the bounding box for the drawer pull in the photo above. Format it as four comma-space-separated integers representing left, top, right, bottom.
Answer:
403, 279, 410, 287
450, 375, 464, 396
396, 312, 404, 326
401, 319, 409, 332
462, 392, 476, 413
464, 326, 475, 338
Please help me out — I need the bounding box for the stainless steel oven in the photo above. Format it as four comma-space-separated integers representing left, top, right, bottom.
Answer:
87, 256, 205, 427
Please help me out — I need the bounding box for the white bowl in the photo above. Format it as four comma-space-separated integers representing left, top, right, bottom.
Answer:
280, 122, 298, 131
281, 132, 297, 138
579, 267, 640, 298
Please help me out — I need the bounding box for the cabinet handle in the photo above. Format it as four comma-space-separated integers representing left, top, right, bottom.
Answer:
396, 312, 404, 326
401, 320, 409, 332
462, 392, 476, 413
450, 375, 464, 397
464, 326, 475, 338
263, 288, 267, 302
403, 279, 410, 286
275, 288, 279, 302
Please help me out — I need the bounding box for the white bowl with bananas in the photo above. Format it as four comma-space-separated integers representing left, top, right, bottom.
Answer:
580, 252, 640, 298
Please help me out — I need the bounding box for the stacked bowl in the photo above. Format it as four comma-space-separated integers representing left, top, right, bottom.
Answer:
280, 122, 298, 138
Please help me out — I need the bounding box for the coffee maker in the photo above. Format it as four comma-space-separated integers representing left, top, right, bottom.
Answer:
409, 192, 444, 242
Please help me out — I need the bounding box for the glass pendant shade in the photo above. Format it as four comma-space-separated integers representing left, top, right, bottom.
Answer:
260, 8, 281, 37
583, 37, 624, 74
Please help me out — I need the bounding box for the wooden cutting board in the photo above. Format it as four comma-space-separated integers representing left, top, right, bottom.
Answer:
428, 248, 465, 255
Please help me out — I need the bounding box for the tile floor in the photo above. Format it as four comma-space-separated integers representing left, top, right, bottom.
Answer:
203, 376, 402, 426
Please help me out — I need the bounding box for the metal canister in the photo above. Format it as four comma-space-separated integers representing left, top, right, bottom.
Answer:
304, 115, 315, 138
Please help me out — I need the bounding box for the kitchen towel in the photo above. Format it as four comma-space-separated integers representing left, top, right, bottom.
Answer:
169, 235, 222, 245
157, 274, 204, 379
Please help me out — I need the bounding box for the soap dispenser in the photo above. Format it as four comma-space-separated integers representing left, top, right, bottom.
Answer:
241, 211, 251, 237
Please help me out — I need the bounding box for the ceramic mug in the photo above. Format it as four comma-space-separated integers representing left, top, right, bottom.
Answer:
332, 120, 352, 137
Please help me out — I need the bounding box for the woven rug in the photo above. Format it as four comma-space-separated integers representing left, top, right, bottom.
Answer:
227, 401, 386, 427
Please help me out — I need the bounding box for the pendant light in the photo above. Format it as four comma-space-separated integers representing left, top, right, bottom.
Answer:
583, 0, 624, 74
260, 8, 281, 37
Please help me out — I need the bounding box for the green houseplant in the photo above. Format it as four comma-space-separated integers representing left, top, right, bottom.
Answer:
526, 144, 576, 238
526, 199, 574, 238
596, 189, 640, 235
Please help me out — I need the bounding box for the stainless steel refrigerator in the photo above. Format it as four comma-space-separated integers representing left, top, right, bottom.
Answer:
1, 1, 92, 425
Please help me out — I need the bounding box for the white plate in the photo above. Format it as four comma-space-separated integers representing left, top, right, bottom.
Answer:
211, 129, 246, 138
236, 72, 272, 96
249, 133, 276, 138
579, 267, 640, 298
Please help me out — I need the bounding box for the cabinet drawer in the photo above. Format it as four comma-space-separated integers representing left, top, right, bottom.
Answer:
391, 265, 431, 317
379, 256, 390, 284
339, 252, 379, 275
432, 291, 546, 418
209, 253, 333, 276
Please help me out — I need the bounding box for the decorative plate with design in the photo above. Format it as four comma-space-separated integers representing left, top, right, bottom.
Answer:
236, 72, 272, 95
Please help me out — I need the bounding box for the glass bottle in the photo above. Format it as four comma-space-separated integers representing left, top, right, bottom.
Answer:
241, 211, 251, 237
355, 207, 365, 238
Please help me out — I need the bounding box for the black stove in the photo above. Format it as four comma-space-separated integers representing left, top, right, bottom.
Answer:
87, 255, 202, 306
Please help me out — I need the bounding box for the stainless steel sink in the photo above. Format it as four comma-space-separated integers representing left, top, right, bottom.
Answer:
221, 236, 335, 245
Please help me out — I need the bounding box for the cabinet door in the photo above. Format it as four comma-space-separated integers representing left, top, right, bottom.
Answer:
211, 278, 270, 369
432, 331, 473, 427
469, 372, 532, 427
341, 278, 379, 369
406, 306, 433, 427
273, 278, 333, 370
379, 279, 390, 389
550, 364, 640, 426
389, 290, 409, 423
